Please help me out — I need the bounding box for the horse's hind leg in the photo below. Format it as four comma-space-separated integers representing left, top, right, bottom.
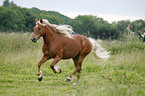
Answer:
66, 55, 85, 85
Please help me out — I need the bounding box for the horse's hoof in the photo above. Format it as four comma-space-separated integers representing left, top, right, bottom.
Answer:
38, 76, 43, 81
65, 78, 71, 82
73, 82, 78, 85
59, 69, 61, 73
54, 66, 61, 73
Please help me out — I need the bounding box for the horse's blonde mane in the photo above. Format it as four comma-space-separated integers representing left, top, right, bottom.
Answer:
36, 19, 74, 38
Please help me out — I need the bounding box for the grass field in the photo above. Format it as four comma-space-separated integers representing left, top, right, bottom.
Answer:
0, 32, 145, 96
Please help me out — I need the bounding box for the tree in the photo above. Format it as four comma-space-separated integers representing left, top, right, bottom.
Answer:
0, 7, 25, 31
18, 8, 36, 31
69, 15, 117, 39
10, 1, 17, 7
2, 0, 10, 7
112, 20, 131, 38
130, 19, 145, 38
31, 7, 71, 24
69, 15, 99, 37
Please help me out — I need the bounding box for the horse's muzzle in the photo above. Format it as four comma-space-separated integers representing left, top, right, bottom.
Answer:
31, 38, 37, 43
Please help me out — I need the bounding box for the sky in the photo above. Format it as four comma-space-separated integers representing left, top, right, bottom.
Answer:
0, 0, 145, 23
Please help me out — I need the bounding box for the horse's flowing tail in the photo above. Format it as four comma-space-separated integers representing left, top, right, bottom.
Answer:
88, 38, 110, 61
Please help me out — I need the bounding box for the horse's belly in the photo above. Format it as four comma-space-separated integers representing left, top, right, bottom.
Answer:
62, 45, 81, 59
62, 52, 79, 59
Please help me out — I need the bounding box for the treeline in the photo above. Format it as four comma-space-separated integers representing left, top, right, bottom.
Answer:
0, 0, 145, 40
0, 0, 70, 32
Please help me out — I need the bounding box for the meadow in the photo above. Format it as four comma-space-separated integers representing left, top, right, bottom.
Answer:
0, 32, 145, 96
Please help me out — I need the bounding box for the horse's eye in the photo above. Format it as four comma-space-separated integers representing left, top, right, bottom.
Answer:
39, 28, 41, 30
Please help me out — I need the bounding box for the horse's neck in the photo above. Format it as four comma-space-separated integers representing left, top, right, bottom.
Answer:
42, 26, 58, 46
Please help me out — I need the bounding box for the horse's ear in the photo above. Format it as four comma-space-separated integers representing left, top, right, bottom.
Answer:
40, 19, 43, 23
36, 18, 38, 22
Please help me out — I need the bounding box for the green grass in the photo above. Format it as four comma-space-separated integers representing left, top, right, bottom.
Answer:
0, 33, 145, 96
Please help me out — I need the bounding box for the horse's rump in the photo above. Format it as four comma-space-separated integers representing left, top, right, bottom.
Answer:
61, 35, 92, 59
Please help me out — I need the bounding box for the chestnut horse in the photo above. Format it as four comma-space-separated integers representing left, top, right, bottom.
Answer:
31, 18, 110, 85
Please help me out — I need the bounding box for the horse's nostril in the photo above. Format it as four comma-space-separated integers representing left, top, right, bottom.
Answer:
31, 38, 36, 43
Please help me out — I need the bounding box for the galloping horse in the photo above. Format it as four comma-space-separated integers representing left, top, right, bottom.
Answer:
31, 18, 110, 85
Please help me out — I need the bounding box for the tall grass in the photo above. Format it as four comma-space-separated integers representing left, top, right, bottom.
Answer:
0, 32, 145, 96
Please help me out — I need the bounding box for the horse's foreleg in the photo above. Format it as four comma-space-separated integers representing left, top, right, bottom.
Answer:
37, 55, 49, 81
50, 55, 62, 73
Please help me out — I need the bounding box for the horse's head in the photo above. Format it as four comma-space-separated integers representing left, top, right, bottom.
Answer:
31, 18, 45, 43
